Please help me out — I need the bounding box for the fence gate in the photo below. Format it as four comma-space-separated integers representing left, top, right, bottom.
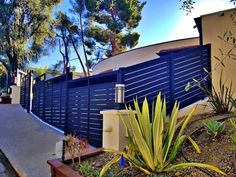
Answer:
20, 71, 32, 112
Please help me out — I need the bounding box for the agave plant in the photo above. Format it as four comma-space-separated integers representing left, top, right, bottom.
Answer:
100, 93, 225, 176
203, 119, 225, 137
231, 133, 236, 150
230, 118, 236, 131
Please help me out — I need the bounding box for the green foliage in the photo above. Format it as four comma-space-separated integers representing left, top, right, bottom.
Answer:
190, 72, 234, 114
33, 66, 49, 77
0, 0, 62, 78
100, 93, 226, 176
1, 89, 7, 93
231, 133, 236, 150
71, 0, 146, 59
180, 0, 195, 14
230, 118, 236, 150
77, 162, 99, 177
203, 119, 225, 138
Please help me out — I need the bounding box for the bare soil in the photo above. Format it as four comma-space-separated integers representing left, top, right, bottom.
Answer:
182, 121, 235, 177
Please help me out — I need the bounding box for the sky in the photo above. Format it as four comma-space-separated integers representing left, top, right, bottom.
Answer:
31, 0, 235, 72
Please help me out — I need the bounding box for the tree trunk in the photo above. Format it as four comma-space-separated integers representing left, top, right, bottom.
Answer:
110, 34, 122, 56
69, 36, 87, 77
79, 12, 90, 76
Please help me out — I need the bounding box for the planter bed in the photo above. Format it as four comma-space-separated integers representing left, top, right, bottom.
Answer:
47, 148, 104, 177
48, 114, 236, 177
182, 120, 235, 177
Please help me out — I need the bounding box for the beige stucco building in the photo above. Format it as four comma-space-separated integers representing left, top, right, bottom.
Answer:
92, 37, 199, 74
195, 8, 236, 95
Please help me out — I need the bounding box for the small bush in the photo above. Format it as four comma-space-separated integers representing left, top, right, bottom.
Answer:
78, 162, 99, 177
203, 119, 225, 137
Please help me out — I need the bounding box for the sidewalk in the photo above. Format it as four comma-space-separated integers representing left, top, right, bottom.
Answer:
0, 104, 64, 177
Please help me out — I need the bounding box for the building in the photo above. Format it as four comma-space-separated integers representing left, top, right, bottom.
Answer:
92, 37, 199, 74
195, 8, 236, 95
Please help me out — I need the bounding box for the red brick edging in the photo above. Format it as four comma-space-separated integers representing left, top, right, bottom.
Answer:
47, 148, 104, 177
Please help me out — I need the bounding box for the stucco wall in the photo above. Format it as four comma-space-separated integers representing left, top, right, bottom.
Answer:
93, 37, 199, 74
201, 9, 236, 95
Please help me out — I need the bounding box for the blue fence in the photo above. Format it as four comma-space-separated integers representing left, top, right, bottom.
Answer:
122, 44, 211, 111
29, 44, 211, 147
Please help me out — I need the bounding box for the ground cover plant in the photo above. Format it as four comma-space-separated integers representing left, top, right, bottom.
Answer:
203, 119, 225, 138
99, 93, 226, 176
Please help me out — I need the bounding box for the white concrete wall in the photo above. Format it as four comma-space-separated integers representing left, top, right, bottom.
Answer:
93, 37, 199, 74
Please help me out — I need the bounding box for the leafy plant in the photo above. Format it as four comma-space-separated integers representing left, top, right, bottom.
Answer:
203, 119, 225, 137
230, 97, 236, 117
190, 72, 234, 114
231, 133, 236, 150
1, 90, 7, 93
100, 93, 226, 176
64, 134, 88, 165
230, 118, 236, 131
77, 162, 99, 177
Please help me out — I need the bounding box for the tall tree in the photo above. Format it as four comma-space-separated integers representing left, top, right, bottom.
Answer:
54, 12, 88, 76
71, 0, 146, 61
0, 0, 61, 84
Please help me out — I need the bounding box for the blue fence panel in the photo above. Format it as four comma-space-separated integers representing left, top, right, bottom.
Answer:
67, 71, 117, 147
122, 44, 211, 112
123, 55, 172, 111
32, 79, 44, 119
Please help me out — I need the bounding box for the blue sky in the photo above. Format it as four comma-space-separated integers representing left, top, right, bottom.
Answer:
31, 0, 234, 72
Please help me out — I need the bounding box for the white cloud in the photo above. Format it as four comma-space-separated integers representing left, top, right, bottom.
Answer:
170, 0, 234, 40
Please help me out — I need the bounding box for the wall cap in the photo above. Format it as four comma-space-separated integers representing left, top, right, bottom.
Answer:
100, 109, 136, 115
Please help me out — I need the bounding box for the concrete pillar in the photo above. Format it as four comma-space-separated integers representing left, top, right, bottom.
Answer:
101, 110, 132, 151
10, 85, 21, 104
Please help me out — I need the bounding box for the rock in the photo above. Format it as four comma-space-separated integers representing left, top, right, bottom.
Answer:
0, 163, 5, 173
175, 171, 181, 176
55, 141, 63, 158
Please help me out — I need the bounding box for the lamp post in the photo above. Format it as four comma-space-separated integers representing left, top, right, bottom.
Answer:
115, 84, 125, 103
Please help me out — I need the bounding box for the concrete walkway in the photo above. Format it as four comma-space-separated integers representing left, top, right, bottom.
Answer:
0, 104, 64, 177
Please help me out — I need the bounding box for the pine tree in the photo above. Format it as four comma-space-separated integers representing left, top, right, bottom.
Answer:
71, 0, 146, 61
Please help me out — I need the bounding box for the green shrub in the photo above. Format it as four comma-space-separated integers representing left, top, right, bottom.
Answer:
1, 89, 7, 93
203, 119, 225, 137
78, 162, 99, 177
100, 93, 226, 176
231, 133, 236, 150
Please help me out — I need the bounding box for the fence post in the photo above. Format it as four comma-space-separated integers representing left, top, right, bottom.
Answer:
42, 74, 46, 121
87, 76, 90, 141
64, 67, 70, 135
115, 68, 125, 109
169, 54, 175, 110
27, 70, 33, 113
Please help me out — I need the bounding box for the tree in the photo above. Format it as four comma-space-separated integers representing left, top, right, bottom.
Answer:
53, 12, 88, 76
33, 65, 49, 77
0, 64, 7, 89
181, 0, 236, 14
0, 0, 62, 85
71, 0, 146, 62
